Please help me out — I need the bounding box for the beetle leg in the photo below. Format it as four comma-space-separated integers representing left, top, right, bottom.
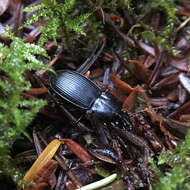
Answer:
58, 104, 93, 133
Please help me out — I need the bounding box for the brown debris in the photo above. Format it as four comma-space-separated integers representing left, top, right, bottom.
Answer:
2, 0, 190, 189
110, 72, 134, 94
128, 60, 152, 83
122, 87, 139, 112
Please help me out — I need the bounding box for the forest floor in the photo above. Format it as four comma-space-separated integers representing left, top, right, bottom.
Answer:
1, 0, 190, 190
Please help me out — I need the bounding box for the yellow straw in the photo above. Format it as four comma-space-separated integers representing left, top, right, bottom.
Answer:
24, 139, 61, 182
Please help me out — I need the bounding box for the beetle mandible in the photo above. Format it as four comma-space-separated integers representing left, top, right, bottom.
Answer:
49, 70, 132, 130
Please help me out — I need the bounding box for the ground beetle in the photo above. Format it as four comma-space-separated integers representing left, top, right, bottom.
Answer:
49, 70, 132, 130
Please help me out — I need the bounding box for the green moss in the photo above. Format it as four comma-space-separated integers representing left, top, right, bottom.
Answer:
0, 27, 51, 187
119, 0, 132, 11
151, 0, 176, 35
151, 130, 190, 190
23, 0, 91, 46
142, 31, 178, 54
127, 0, 177, 54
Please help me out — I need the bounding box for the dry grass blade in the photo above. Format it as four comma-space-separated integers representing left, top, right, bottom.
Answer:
24, 139, 61, 182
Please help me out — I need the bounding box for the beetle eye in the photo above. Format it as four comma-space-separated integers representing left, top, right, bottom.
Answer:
49, 70, 101, 109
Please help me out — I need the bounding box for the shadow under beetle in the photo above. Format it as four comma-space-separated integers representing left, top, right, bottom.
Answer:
49, 70, 132, 130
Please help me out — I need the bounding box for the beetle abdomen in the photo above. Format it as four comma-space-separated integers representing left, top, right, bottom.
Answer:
49, 70, 101, 109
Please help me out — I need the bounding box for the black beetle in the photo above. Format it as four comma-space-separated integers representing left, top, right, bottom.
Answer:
49, 70, 132, 130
